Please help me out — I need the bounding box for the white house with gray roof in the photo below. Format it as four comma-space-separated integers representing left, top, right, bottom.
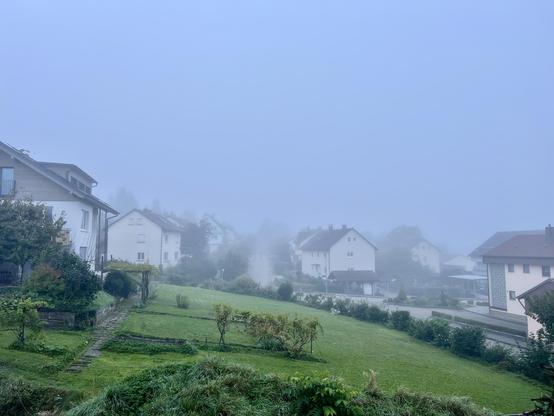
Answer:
0, 141, 118, 280
298, 225, 378, 295
108, 209, 184, 269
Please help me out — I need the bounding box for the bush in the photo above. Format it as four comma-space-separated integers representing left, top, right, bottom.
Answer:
481, 345, 515, 369
449, 326, 485, 357
228, 276, 260, 295
103, 270, 137, 299
517, 333, 551, 383
390, 311, 411, 331
349, 303, 389, 323
175, 294, 190, 309
25, 251, 101, 312
277, 281, 294, 301
409, 319, 449, 346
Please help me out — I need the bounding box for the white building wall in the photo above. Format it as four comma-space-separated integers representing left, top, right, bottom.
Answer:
108, 212, 163, 267
161, 231, 181, 268
329, 230, 375, 272
411, 241, 441, 273
36, 200, 99, 266
504, 264, 548, 315
301, 250, 329, 277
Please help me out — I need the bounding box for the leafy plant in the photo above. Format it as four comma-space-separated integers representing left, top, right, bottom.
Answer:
103, 270, 137, 299
390, 310, 411, 331
175, 294, 190, 309
0, 296, 44, 346
214, 303, 233, 346
277, 281, 294, 301
449, 326, 485, 357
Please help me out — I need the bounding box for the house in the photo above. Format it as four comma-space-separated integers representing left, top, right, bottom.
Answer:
298, 225, 378, 294
442, 255, 478, 274
517, 279, 554, 337
108, 209, 184, 269
481, 225, 554, 323
410, 239, 441, 274
0, 141, 118, 280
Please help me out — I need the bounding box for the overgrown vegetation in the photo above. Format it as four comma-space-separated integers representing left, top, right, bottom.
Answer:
102, 337, 197, 355
0, 296, 44, 346
103, 270, 137, 299
65, 358, 496, 416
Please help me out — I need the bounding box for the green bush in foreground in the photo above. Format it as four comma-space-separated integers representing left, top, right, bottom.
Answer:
66, 358, 497, 416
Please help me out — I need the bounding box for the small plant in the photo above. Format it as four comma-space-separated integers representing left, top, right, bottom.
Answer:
481, 344, 515, 369
175, 294, 190, 309
0, 296, 44, 346
363, 370, 378, 395
214, 303, 233, 346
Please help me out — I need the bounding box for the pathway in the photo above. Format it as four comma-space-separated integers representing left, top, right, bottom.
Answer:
65, 301, 133, 373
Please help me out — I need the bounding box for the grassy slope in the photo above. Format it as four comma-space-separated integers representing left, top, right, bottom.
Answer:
0, 284, 544, 413
86, 284, 542, 413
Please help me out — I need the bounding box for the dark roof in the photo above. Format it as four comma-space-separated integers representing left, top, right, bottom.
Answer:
111, 209, 185, 232
38, 162, 97, 184
0, 141, 117, 214
329, 270, 378, 282
482, 234, 554, 259
469, 230, 543, 258
518, 279, 554, 300
300, 227, 377, 251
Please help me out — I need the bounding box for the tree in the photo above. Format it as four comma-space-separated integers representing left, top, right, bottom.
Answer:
0, 199, 64, 284
0, 296, 44, 346
214, 303, 233, 346
25, 251, 101, 311
527, 292, 554, 341
219, 250, 248, 281
180, 219, 213, 258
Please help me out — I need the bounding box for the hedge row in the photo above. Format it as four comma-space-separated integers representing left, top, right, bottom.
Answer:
299, 294, 550, 384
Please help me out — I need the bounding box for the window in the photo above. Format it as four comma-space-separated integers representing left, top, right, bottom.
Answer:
137, 252, 145, 261
347, 251, 354, 257
523, 264, 530, 274
317, 252, 320, 257
164, 252, 169, 262
542, 265, 551, 278
45, 206, 53, 221
0, 167, 15, 196
79, 246, 87, 260
128, 217, 135, 225
509, 291, 516, 300
81, 209, 89, 230
507, 264, 514, 273
137, 234, 145, 243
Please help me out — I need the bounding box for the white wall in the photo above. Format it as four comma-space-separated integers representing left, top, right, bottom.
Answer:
36, 200, 99, 266
161, 230, 181, 268
330, 230, 375, 272
504, 264, 548, 315
301, 250, 329, 277
411, 241, 441, 273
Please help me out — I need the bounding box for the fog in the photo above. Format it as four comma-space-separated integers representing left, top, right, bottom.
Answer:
1, 1, 553, 254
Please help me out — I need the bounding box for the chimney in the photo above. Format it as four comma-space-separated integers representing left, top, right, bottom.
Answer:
328, 224, 333, 231
342, 224, 347, 230
546, 224, 554, 244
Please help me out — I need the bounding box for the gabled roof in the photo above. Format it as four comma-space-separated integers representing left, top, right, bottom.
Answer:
469, 230, 543, 258
518, 279, 554, 300
110, 209, 185, 232
299, 227, 377, 251
329, 270, 378, 282
482, 234, 554, 260
38, 162, 97, 184
0, 141, 117, 214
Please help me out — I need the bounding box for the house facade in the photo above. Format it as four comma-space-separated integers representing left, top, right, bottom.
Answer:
108, 209, 183, 269
298, 225, 378, 295
0, 141, 117, 279
410, 239, 441, 274
517, 279, 554, 337
482, 225, 554, 323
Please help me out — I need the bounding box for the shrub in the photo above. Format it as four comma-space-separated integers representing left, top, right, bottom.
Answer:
334, 298, 352, 315
103, 270, 137, 299
277, 281, 294, 301
409, 319, 450, 347
517, 333, 551, 383
290, 375, 361, 416
0, 378, 74, 416
390, 310, 411, 331
25, 251, 101, 312
396, 286, 407, 302
228, 276, 259, 295
449, 326, 485, 357
481, 345, 515, 369
175, 294, 190, 309
103, 338, 197, 355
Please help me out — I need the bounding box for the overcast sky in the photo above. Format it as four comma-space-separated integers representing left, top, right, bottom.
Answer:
1, 1, 553, 253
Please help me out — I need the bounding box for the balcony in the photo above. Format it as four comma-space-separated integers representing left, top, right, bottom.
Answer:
0, 179, 15, 197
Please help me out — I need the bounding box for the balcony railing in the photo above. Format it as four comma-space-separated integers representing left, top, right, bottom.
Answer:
0, 179, 15, 197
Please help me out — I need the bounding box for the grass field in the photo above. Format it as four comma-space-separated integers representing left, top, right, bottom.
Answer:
0, 284, 545, 413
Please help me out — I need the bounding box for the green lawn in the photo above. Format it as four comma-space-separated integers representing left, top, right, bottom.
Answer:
0, 284, 545, 413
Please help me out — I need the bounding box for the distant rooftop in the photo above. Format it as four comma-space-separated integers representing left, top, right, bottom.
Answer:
469, 230, 543, 258
482, 232, 554, 260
